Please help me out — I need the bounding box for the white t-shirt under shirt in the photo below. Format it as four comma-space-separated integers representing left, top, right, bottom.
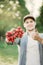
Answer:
26, 35, 41, 65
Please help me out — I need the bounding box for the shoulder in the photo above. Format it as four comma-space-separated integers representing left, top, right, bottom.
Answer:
21, 32, 28, 39
21, 32, 28, 42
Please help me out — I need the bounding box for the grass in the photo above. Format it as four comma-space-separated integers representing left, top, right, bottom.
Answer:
0, 41, 18, 64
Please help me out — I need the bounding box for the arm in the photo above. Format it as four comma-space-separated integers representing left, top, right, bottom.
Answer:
33, 33, 43, 44
36, 36, 43, 44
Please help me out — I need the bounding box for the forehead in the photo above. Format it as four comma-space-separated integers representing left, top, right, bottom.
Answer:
24, 18, 35, 22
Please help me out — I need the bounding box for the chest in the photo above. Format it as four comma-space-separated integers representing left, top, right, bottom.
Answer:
27, 36, 39, 48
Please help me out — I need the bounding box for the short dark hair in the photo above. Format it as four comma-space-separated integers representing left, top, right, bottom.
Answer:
23, 15, 35, 22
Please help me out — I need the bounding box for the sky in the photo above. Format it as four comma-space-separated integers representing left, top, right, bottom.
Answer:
25, 0, 42, 18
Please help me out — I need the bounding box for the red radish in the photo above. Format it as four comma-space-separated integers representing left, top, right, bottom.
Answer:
5, 27, 24, 44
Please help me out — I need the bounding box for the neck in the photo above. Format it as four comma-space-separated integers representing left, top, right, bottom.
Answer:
26, 28, 35, 34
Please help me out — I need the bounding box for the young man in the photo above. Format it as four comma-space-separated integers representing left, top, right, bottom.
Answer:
15, 14, 43, 65
23, 15, 43, 44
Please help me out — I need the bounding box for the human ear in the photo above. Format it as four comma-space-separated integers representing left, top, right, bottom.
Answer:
23, 23, 26, 28
35, 22, 36, 26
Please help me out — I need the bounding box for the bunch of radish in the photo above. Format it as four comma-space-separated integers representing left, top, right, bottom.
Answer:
5, 27, 24, 44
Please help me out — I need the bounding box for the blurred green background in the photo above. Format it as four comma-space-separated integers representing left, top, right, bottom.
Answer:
0, 0, 43, 65
0, 0, 29, 64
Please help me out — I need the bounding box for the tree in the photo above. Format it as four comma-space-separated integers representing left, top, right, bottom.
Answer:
0, 0, 29, 38
36, 4, 43, 32
39, 5, 43, 25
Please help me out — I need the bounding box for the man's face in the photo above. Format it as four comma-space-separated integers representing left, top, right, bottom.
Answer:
23, 18, 36, 31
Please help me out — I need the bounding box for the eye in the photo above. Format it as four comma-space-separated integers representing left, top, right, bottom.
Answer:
26, 21, 29, 24
30, 21, 33, 23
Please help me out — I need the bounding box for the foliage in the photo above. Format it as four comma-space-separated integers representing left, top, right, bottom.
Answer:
36, 5, 43, 32
0, 0, 29, 37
